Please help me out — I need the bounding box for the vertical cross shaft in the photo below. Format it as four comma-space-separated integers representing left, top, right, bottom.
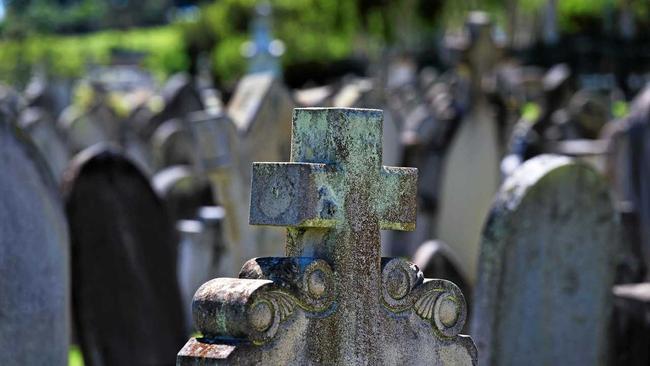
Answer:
249, 108, 417, 363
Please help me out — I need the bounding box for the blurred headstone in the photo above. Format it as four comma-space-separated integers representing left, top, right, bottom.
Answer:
151, 118, 195, 170
189, 111, 284, 273
612, 283, 650, 366
18, 107, 70, 182
0, 84, 25, 122
140, 73, 203, 141
176, 207, 225, 330
471, 155, 618, 366
0, 114, 69, 366
63, 146, 186, 366
152, 165, 214, 223
227, 72, 295, 185
58, 85, 120, 153
604, 86, 650, 275
436, 13, 502, 284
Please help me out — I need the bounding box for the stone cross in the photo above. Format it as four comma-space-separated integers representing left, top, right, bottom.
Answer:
177, 108, 477, 364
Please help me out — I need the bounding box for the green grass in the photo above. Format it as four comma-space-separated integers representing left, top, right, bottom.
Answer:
69, 345, 84, 366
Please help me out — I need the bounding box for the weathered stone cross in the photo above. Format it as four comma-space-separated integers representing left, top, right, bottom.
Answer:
177, 108, 477, 365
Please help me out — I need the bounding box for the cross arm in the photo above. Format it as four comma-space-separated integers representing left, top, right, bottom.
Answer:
378, 166, 418, 231
250, 162, 337, 228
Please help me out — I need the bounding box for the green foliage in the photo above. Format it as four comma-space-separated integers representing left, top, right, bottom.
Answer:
612, 100, 629, 119
521, 102, 541, 122
1, 0, 171, 36
0, 26, 188, 85
200, 0, 360, 84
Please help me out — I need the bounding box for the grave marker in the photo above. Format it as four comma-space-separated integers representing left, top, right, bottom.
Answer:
152, 165, 213, 222
436, 13, 502, 284
151, 118, 195, 170
471, 155, 618, 366
0, 115, 69, 365
18, 107, 70, 183
227, 72, 295, 184
63, 146, 186, 365
178, 108, 477, 365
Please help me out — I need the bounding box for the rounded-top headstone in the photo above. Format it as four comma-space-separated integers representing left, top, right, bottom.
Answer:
471, 154, 619, 366
0, 114, 69, 365
63, 145, 186, 366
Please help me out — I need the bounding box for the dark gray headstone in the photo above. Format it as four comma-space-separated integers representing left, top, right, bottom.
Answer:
471, 154, 619, 366
612, 283, 650, 366
151, 119, 195, 170
141, 73, 203, 140
0, 115, 69, 365
604, 86, 650, 276
63, 146, 186, 366
18, 107, 71, 183
152, 165, 214, 223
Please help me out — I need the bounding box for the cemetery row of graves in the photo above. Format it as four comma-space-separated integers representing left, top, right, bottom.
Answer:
1, 11, 650, 366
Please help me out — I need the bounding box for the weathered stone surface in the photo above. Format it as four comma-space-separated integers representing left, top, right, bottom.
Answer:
413, 240, 472, 322
471, 154, 619, 366
0, 114, 69, 366
178, 108, 477, 365
63, 145, 186, 366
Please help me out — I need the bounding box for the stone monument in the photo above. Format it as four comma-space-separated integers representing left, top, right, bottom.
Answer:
177, 108, 477, 365
0, 111, 70, 366
471, 155, 618, 366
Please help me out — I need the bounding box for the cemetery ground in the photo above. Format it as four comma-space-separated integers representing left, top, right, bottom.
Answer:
2, 2, 650, 366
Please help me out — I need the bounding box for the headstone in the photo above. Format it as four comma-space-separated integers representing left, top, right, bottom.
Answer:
188, 111, 248, 273
177, 108, 477, 364
612, 283, 650, 365
141, 73, 203, 140
59, 105, 111, 153
152, 165, 214, 222
176, 207, 226, 329
603, 86, 650, 274
189, 111, 285, 271
227, 72, 295, 185
63, 145, 186, 366
435, 13, 502, 284
151, 118, 195, 170
293, 85, 333, 107
471, 154, 619, 366
18, 107, 71, 182
0, 84, 25, 122
0, 114, 69, 365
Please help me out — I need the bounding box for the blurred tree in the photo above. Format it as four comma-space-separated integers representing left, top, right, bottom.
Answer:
1, 0, 172, 36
